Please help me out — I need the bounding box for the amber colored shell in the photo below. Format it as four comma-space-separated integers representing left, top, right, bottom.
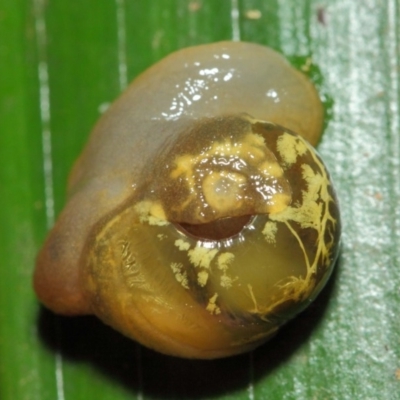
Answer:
34, 41, 340, 359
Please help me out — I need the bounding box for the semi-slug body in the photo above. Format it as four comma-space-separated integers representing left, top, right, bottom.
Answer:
34, 41, 340, 359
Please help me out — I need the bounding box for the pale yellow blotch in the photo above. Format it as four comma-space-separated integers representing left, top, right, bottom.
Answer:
202, 171, 246, 213
174, 239, 190, 251
150, 202, 166, 220
134, 201, 152, 222
262, 221, 278, 244
270, 163, 324, 230
240, 143, 265, 162
217, 252, 235, 270
301, 164, 325, 203
197, 270, 209, 287
134, 201, 169, 226
157, 233, 167, 240
211, 139, 233, 156
217, 252, 236, 289
170, 154, 194, 179
258, 160, 284, 178
265, 193, 291, 214
220, 275, 234, 289
206, 293, 221, 315
277, 132, 308, 166
240, 132, 266, 162
270, 196, 321, 230
244, 132, 266, 147
188, 246, 219, 269
206, 132, 265, 162
169, 154, 198, 206
170, 263, 189, 289
147, 216, 167, 226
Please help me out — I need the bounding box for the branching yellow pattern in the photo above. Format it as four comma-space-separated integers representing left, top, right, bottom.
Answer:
262, 135, 338, 311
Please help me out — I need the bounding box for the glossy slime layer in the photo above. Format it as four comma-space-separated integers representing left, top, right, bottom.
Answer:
34, 41, 340, 359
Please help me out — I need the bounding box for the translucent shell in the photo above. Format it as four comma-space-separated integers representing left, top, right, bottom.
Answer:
34, 42, 340, 359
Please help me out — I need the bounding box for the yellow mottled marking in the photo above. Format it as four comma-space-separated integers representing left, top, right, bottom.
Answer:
267, 193, 291, 215
267, 135, 338, 305
206, 293, 221, 315
170, 154, 194, 179
262, 221, 278, 244
170, 263, 189, 289
259, 160, 284, 178
150, 202, 166, 220
134, 201, 169, 226
270, 165, 323, 230
220, 275, 234, 289
188, 246, 219, 269
241, 133, 266, 161
302, 164, 325, 203
217, 252, 236, 289
244, 132, 265, 147
241, 143, 265, 162
211, 139, 232, 156
197, 270, 209, 287
276, 132, 308, 166
217, 252, 235, 269
174, 239, 190, 251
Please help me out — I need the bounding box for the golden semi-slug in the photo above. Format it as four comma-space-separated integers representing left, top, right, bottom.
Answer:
34, 41, 340, 359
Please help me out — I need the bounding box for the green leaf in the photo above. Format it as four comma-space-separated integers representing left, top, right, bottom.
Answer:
1, 0, 399, 399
